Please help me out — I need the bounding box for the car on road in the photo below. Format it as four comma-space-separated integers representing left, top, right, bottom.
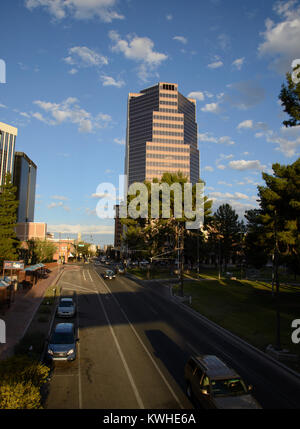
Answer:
47, 323, 79, 361
184, 355, 261, 409
57, 297, 76, 318
103, 269, 116, 280
116, 265, 125, 274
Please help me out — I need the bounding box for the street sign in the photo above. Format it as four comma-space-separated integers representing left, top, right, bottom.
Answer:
78, 244, 84, 247
4, 261, 25, 270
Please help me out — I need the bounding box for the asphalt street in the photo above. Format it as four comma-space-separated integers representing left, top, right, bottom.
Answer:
44, 263, 300, 409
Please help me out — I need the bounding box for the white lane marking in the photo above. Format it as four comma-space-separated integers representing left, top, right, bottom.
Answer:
82, 270, 86, 282
76, 291, 83, 409
87, 270, 94, 283
60, 281, 92, 293
89, 271, 144, 409
94, 269, 184, 409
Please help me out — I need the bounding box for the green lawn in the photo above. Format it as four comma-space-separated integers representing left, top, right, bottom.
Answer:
172, 278, 300, 371
127, 267, 177, 280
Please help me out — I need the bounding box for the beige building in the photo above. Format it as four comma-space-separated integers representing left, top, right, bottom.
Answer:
125, 82, 200, 186
15, 222, 47, 241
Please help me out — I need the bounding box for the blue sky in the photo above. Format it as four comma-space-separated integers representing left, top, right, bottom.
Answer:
1, 0, 300, 245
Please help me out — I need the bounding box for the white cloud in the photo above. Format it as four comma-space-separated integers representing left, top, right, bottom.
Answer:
228, 160, 266, 171
232, 57, 245, 70
258, 0, 300, 73
207, 60, 223, 69
109, 30, 166, 65
238, 120, 269, 132
173, 36, 188, 44
208, 191, 249, 200
68, 68, 78, 75
114, 137, 125, 145
187, 91, 205, 101
237, 119, 254, 129
250, 124, 300, 157
48, 201, 63, 209
25, 0, 124, 22
218, 136, 235, 145
64, 46, 108, 68
204, 166, 214, 172
201, 102, 221, 113
217, 181, 233, 187
198, 133, 234, 145
108, 30, 168, 82
47, 224, 114, 234
101, 75, 125, 87
32, 97, 112, 133
51, 195, 68, 201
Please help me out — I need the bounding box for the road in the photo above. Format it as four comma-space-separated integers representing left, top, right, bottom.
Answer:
44, 263, 300, 409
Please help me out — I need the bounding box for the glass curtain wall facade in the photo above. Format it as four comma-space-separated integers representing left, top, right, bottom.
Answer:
13, 152, 37, 223
125, 82, 200, 187
0, 122, 18, 188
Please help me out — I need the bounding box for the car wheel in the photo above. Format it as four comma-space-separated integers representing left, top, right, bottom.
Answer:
186, 382, 193, 399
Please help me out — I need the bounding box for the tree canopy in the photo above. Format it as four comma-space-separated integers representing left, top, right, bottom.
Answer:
0, 173, 19, 265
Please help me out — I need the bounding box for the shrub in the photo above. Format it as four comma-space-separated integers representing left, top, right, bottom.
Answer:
0, 382, 42, 409
0, 356, 50, 409
0, 355, 49, 387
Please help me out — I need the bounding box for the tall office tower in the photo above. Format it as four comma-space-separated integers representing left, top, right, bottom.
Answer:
0, 122, 18, 188
125, 82, 200, 187
13, 152, 37, 223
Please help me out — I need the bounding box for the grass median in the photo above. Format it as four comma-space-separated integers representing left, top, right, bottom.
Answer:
172, 277, 300, 371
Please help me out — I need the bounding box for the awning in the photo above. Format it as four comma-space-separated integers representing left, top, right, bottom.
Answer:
0, 278, 10, 287
24, 263, 45, 272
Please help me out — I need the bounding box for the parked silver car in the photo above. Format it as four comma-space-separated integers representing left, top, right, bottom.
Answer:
57, 297, 76, 318
47, 323, 79, 361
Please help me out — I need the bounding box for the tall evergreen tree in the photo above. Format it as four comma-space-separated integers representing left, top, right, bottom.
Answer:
0, 173, 19, 265
207, 204, 244, 271
244, 209, 269, 269
279, 66, 300, 127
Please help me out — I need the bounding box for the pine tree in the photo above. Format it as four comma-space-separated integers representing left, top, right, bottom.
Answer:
0, 173, 19, 265
208, 204, 244, 272
279, 66, 300, 127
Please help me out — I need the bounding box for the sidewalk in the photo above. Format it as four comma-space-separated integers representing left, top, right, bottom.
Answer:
0, 266, 67, 360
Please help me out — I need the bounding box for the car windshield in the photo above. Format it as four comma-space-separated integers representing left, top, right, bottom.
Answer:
107, 271, 113, 275
59, 301, 73, 307
211, 378, 248, 397
51, 331, 74, 344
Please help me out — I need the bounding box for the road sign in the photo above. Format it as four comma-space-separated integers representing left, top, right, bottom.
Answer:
4, 261, 25, 270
